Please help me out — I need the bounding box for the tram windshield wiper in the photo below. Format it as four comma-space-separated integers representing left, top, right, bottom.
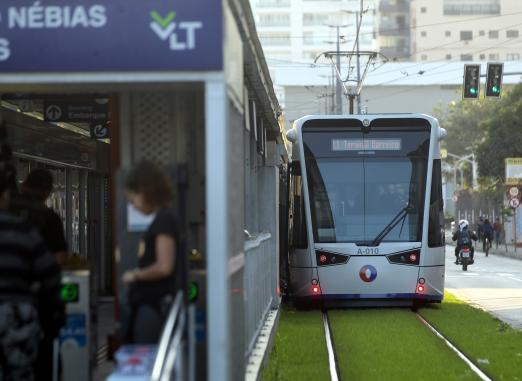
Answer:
370, 203, 413, 247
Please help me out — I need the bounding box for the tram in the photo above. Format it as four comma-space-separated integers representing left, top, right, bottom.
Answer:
284, 114, 446, 306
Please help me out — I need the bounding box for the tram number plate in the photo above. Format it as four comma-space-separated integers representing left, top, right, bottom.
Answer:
357, 248, 379, 255
462, 250, 470, 258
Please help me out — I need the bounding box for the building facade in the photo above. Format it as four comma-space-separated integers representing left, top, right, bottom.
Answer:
376, 0, 412, 60
250, 0, 376, 63
410, 0, 522, 62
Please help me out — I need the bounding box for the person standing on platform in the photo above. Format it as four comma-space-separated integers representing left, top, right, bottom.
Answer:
10, 169, 67, 380
0, 169, 63, 381
122, 161, 184, 344
11, 169, 68, 265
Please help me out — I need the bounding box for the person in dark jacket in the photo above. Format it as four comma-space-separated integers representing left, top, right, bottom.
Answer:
122, 161, 184, 344
452, 219, 477, 264
11, 169, 68, 265
0, 169, 63, 381
10, 169, 68, 380
482, 218, 494, 252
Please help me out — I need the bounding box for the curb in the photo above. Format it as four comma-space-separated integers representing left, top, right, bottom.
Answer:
245, 306, 281, 381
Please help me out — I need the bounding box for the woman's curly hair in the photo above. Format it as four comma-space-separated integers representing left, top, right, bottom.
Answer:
125, 161, 173, 209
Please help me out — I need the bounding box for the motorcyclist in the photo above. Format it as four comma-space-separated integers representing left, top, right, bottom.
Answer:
452, 219, 477, 264
482, 218, 494, 252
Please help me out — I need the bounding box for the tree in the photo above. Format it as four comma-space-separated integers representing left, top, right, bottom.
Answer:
433, 94, 495, 158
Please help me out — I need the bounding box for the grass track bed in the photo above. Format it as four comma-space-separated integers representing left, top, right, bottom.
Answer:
420, 293, 522, 380
261, 309, 329, 381
329, 309, 480, 381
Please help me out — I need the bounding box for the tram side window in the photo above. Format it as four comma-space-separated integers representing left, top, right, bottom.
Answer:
428, 159, 445, 247
290, 162, 308, 249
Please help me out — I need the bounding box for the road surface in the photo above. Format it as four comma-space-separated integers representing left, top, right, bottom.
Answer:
444, 245, 522, 330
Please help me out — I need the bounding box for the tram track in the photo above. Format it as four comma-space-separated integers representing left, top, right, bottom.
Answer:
322, 308, 493, 381
322, 311, 340, 381
415, 311, 493, 381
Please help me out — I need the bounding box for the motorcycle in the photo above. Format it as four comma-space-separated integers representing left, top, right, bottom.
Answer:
457, 245, 474, 271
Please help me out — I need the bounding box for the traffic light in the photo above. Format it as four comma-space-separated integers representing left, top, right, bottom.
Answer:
485, 62, 503, 97
463, 64, 480, 99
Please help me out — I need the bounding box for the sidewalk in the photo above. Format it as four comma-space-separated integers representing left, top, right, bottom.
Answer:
445, 233, 522, 260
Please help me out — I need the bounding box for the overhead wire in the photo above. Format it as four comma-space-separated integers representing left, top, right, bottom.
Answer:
264, 6, 522, 112
256, 10, 522, 40
369, 33, 522, 88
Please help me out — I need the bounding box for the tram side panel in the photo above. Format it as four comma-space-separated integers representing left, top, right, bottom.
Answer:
287, 161, 318, 296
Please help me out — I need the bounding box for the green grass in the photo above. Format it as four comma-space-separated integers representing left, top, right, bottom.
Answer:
261, 309, 329, 381
420, 292, 522, 380
329, 309, 481, 381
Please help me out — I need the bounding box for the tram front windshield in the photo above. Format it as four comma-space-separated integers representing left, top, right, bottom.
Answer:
303, 126, 430, 245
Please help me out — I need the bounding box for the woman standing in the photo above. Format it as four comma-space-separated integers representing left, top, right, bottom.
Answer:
122, 161, 182, 344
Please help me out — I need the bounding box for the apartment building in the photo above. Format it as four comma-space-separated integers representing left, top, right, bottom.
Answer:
410, 0, 522, 62
250, 0, 376, 63
376, 0, 412, 60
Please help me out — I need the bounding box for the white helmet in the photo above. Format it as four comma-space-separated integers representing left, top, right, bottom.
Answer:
459, 219, 469, 230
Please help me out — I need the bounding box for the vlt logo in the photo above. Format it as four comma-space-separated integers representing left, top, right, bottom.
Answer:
149, 10, 202, 50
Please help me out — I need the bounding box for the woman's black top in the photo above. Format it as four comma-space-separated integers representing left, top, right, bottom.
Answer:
129, 208, 181, 309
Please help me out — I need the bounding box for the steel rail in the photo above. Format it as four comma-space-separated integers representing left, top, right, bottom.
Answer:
416, 313, 493, 381
322, 311, 340, 381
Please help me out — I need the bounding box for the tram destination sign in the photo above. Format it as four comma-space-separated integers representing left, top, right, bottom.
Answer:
0, 0, 223, 72
332, 139, 402, 151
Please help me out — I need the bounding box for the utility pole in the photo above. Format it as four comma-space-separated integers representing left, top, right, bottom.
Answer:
356, 0, 363, 113
335, 26, 342, 114
331, 64, 335, 113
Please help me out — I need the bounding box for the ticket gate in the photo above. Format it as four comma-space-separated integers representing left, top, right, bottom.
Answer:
59, 271, 93, 381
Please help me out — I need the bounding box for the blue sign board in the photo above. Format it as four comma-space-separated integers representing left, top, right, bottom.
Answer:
0, 1, 223, 72
60, 313, 87, 347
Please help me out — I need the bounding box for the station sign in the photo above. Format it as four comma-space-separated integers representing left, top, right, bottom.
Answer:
90, 123, 110, 140
0, 0, 223, 72
43, 99, 108, 123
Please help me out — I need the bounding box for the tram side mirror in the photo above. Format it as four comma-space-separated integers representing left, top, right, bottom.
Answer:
438, 127, 447, 141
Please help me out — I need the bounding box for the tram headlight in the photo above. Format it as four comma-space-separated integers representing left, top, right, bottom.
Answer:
387, 249, 420, 265
315, 250, 349, 267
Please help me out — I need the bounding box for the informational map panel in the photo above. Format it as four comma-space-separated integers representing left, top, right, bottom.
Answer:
506, 158, 522, 185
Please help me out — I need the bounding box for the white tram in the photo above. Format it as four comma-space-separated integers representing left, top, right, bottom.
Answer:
285, 114, 446, 306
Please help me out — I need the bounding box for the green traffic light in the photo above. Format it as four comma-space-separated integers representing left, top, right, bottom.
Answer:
470, 88, 477, 95
492, 86, 499, 93
188, 281, 199, 302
